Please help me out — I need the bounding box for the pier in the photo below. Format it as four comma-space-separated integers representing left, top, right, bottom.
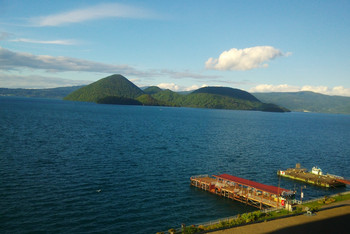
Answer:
278, 164, 349, 188
190, 174, 294, 209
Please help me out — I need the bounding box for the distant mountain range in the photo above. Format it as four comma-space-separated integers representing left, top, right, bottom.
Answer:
0, 86, 84, 99
253, 92, 350, 114
63, 74, 289, 112
1, 74, 349, 114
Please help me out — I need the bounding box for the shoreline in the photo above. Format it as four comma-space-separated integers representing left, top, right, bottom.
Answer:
211, 199, 350, 234
164, 191, 350, 234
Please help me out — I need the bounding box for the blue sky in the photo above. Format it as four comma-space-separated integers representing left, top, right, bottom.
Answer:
1, 0, 350, 96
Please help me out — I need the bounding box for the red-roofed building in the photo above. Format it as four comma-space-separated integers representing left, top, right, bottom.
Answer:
213, 174, 290, 195
190, 173, 295, 209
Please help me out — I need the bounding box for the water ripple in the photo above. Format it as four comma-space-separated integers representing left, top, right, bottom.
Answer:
1, 97, 349, 233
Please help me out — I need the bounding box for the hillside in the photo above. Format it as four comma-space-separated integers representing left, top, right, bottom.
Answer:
151, 89, 183, 106
64, 74, 144, 102
193, 87, 260, 102
143, 86, 163, 95
254, 91, 350, 114
136, 94, 167, 106
151, 86, 288, 112
63, 74, 288, 112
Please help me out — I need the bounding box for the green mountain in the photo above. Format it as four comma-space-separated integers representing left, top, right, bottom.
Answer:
151, 89, 183, 106
96, 96, 142, 105
63, 75, 289, 112
64, 74, 144, 102
253, 91, 350, 114
185, 87, 289, 112
143, 86, 163, 95
0, 86, 84, 99
192, 87, 260, 102
64, 75, 289, 112
151, 86, 289, 112
135, 94, 167, 106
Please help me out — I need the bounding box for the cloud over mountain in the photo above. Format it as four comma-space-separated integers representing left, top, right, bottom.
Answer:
250, 84, 350, 96
205, 46, 288, 71
157, 83, 180, 91
0, 47, 220, 88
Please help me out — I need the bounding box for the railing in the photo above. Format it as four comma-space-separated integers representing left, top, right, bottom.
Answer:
195, 214, 240, 228
190, 174, 209, 179
171, 206, 284, 233
220, 187, 281, 207
302, 190, 350, 204
326, 173, 344, 179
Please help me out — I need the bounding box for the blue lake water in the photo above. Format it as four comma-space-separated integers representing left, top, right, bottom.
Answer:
1, 96, 349, 233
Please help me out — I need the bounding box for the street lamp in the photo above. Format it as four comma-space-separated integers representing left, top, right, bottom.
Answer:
301, 185, 306, 203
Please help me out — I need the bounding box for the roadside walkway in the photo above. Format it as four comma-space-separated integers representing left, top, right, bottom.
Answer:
212, 200, 350, 234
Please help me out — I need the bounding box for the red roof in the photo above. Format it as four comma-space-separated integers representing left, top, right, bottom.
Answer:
213, 174, 290, 195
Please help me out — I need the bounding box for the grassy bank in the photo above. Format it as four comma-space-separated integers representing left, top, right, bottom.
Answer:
302, 192, 350, 211
160, 191, 350, 234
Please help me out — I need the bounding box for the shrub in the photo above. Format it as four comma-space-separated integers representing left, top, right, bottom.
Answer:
294, 206, 303, 214
183, 225, 204, 234
311, 207, 319, 213
219, 220, 226, 227
234, 217, 244, 225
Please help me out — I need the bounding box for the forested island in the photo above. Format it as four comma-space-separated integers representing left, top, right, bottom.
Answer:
63, 74, 289, 112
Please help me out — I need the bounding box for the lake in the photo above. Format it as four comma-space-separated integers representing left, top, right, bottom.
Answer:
1, 96, 349, 233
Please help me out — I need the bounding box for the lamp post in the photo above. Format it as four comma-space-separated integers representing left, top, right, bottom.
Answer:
301, 186, 306, 203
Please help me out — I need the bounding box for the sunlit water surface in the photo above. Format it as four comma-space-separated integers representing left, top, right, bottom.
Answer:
1, 97, 349, 233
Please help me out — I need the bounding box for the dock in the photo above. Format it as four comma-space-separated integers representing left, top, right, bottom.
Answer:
278, 164, 348, 188
190, 174, 294, 209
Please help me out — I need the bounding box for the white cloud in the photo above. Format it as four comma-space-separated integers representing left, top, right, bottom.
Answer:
0, 73, 91, 88
30, 3, 154, 27
184, 84, 208, 91
156, 83, 209, 92
0, 47, 221, 81
300, 85, 328, 94
331, 86, 350, 96
157, 83, 180, 91
301, 85, 350, 96
250, 84, 300, 93
160, 69, 220, 80
0, 46, 138, 75
205, 46, 288, 71
250, 84, 350, 97
10, 38, 77, 45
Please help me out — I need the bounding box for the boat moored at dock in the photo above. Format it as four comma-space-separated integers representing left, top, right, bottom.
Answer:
278, 163, 348, 188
